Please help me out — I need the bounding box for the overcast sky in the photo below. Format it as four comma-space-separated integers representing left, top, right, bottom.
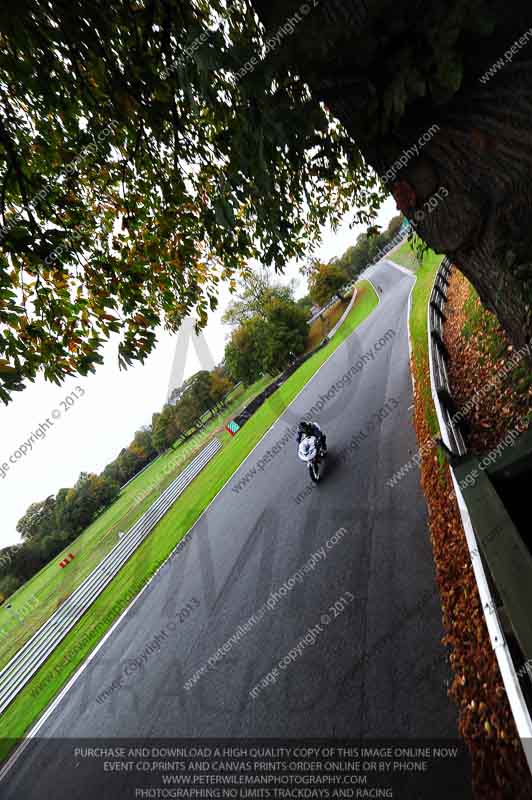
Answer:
0, 196, 396, 549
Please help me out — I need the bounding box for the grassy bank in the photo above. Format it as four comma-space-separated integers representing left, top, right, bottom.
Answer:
388, 237, 420, 271
402, 244, 443, 439
305, 291, 351, 352
0, 375, 272, 673
0, 280, 378, 754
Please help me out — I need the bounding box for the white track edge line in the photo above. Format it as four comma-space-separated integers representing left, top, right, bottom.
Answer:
0, 275, 386, 781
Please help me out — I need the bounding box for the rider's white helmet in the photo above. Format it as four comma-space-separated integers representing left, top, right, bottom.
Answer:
298, 435, 317, 462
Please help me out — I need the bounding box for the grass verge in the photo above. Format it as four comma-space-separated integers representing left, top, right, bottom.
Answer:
406, 246, 444, 442
0, 376, 273, 673
305, 293, 351, 352
461, 283, 532, 398
388, 237, 420, 271
0, 280, 378, 756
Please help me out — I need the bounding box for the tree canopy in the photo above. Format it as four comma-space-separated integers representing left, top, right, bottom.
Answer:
307, 259, 349, 306
1, 0, 531, 403
0, 0, 383, 403
262, 295, 308, 373
224, 285, 308, 384
222, 267, 296, 328
224, 317, 270, 386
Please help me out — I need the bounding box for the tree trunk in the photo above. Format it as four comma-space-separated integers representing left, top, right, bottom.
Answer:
251, 0, 532, 350
387, 63, 532, 349
335, 61, 532, 349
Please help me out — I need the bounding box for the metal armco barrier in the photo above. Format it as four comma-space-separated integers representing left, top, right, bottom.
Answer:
307, 281, 357, 325
0, 437, 222, 716
428, 257, 466, 457
427, 260, 532, 772
324, 287, 358, 342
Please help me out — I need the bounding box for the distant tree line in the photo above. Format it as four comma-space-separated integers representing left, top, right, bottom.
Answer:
0, 216, 404, 599
103, 366, 234, 482
330, 213, 405, 278
223, 270, 309, 386
222, 217, 405, 386
0, 365, 235, 600
296, 214, 405, 311
0, 474, 121, 600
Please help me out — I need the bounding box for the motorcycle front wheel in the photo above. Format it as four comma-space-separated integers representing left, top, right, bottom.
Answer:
309, 461, 320, 483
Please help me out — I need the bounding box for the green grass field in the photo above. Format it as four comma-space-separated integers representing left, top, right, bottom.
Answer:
388, 238, 420, 271
0, 376, 272, 672
0, 280, 378, 755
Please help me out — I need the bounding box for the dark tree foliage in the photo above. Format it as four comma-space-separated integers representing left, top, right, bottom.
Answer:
262, 296, 308, 374
224, 294, 308, 383
225, 316, 270, 385
308, 260, 349, 305
0, 0, 382, 402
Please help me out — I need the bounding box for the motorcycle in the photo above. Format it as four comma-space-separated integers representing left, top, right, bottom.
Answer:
298, 435, 326, 483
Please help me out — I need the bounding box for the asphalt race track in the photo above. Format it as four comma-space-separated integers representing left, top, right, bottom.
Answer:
1, 260, 470, 798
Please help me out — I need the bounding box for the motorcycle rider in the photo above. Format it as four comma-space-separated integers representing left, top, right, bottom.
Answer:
296, 420, 327, 455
